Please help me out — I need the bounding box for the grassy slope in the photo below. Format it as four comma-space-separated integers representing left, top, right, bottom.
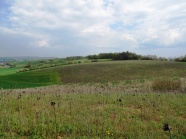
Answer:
0, 60, 42, 75
58, 60, 186, 84
0, 60, 186, 138
0, 70, 60, 89
0, 59, 61, 89
0, 60, 186, 89
0, 67, 20, 75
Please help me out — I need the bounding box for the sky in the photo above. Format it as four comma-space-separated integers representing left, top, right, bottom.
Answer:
0, 0, 186, 58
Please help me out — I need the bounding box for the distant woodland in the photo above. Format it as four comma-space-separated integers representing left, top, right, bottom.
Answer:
87, 51, 167, 61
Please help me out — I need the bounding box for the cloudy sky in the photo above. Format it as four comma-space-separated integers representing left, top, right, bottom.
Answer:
0, 0, 186, 58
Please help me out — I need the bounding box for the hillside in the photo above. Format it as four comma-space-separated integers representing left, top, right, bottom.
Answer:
0, 60, 186, 89
0, 60, 186, 138
58, 60, 186, 84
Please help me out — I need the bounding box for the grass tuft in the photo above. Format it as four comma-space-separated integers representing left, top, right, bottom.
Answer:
152, 78, 181, 91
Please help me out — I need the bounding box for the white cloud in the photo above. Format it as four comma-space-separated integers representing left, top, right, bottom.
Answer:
163, 29, 182, 45
0, 0, 185, 57
35, 40, 50, 48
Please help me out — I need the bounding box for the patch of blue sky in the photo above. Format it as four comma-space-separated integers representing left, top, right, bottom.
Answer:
0, 0, 14, 27
109, 21, 138, 31
103, 0, 114, 7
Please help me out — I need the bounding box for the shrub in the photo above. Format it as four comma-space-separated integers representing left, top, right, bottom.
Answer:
91, 59, 98, 62
152, 78, 181, 91
67, 61, 73, 64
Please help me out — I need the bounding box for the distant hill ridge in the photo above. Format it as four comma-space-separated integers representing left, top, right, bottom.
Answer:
0, 56, 57, 62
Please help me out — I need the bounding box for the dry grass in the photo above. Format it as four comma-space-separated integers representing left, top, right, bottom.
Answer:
152, 78, 182, 92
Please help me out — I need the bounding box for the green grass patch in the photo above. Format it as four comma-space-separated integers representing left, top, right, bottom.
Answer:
0, 67, 20, 75
0, 70, 60, 89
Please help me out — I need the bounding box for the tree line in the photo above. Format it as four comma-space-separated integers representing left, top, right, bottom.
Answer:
87, 51, 167, 61
175, 55, 186, 62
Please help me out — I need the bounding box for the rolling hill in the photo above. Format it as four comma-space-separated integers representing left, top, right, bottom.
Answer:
0, 60, 186, 89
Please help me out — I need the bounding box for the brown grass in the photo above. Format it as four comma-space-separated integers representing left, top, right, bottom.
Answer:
152, 78, 182, 91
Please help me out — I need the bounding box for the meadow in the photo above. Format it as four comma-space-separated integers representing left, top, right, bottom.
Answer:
0, 60, 186, 89
0, 84, 186, 139
0, 60, 186, 138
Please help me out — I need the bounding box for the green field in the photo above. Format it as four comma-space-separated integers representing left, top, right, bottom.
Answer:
0, 59, 186, 138
0, 70, 60, 89
0, 60, 186, 89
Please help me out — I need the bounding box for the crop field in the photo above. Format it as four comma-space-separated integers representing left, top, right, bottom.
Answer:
0, 60, 186, 138
58, 60, 186, 84
0, 70, 60, 89
0, 60, 186, 89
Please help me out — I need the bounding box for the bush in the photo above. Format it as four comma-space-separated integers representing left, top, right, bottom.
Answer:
91, 59, 98, 62
152, 78, 181, 91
